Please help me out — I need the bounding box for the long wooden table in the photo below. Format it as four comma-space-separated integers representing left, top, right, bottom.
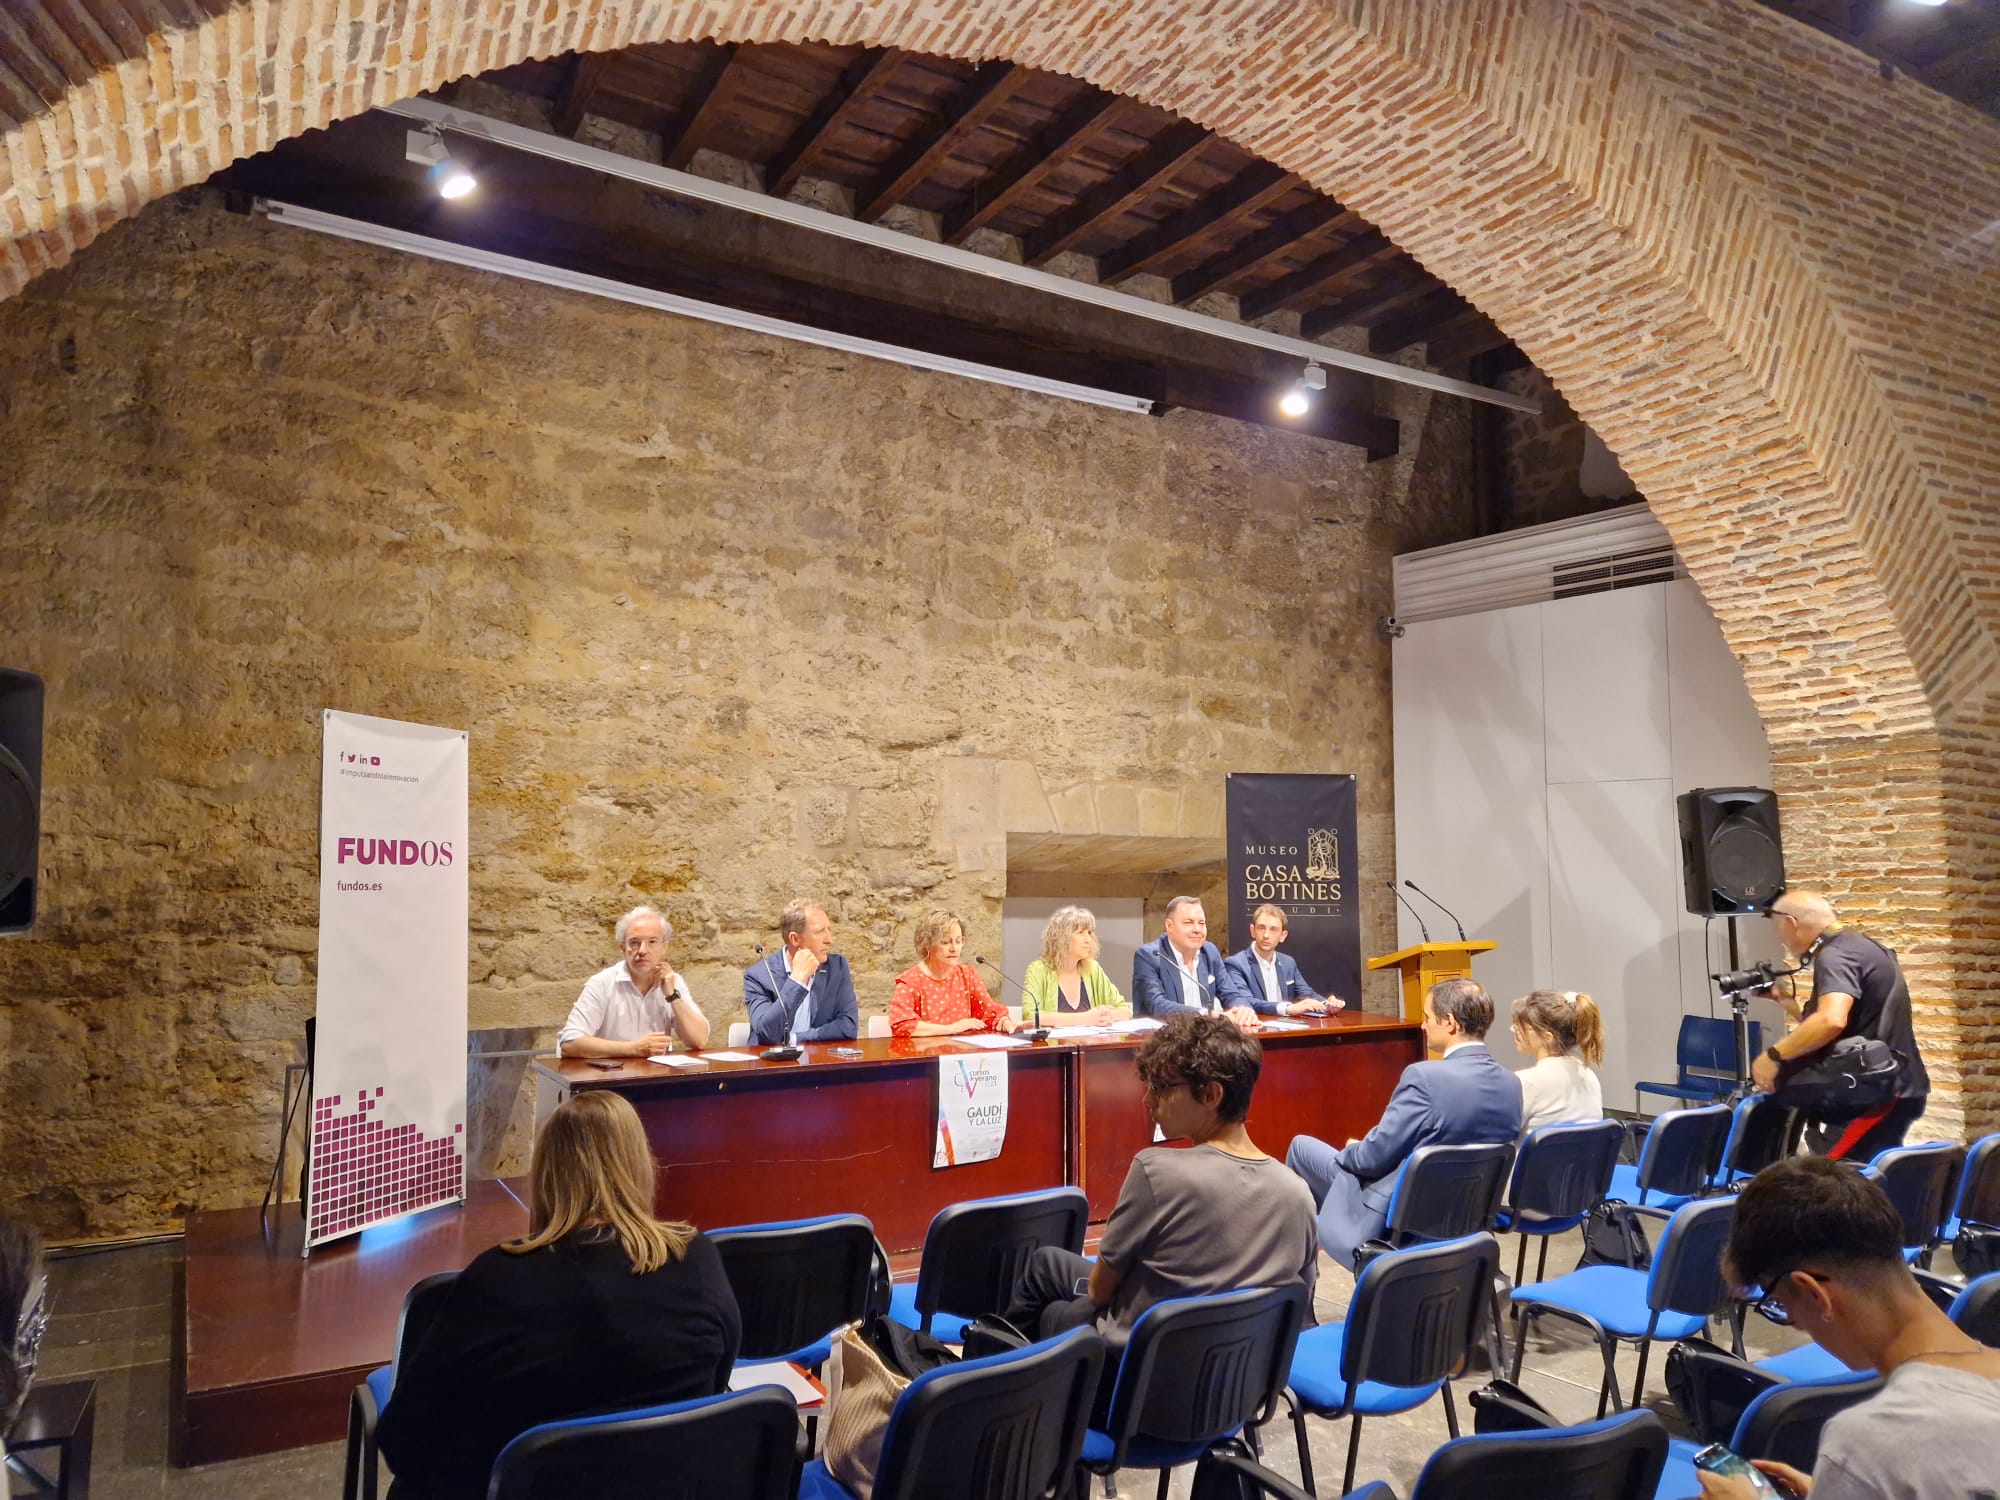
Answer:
535, 1012, 1422, 1252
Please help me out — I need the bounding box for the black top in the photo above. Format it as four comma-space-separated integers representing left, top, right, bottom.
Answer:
1804, 928, 1930, 1100
377, 1230, 742, 1500
1055, 973, 1089, 1013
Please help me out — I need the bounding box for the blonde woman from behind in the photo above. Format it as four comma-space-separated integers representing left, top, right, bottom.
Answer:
1511, 989, 1605, 1135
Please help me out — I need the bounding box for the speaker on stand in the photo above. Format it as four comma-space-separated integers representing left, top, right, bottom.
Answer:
0, 668, 44, 937
1678, 786, 1786, 1094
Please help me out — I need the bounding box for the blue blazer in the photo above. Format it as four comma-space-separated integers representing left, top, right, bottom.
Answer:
742, 952, 859, 1044
1334, 1043, 1524, 1218
1222, 947, 1323, 1016
1131, 936, 1250, 1018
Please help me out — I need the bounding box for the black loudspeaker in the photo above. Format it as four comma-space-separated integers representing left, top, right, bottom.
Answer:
1678, 786, 1784, 916
0, 668, 45, 936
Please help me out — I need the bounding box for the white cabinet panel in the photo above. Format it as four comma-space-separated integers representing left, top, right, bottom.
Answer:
1542, 587, 1672, 785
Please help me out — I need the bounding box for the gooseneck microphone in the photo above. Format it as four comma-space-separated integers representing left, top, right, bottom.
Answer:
1404, 879, 1467, 942
975, 955, 1047, 1041
1388, 880, 1430, 943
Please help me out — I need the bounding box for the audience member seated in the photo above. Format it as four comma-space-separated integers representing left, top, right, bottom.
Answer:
1285, 978, 1523, 1269
559, 904, 711, 1057
1511, 988, 1605, 1134
1697, 1156, 2000, 1500
1222, 902, 1341, 1017
1004, 1011, 1318, 1416
743, 897, 859, 1044
377, 1092, 741, 1500
889, 907, 1016, 1038
1019, 905, 1131, 1025
1131, 894, 1258, 1027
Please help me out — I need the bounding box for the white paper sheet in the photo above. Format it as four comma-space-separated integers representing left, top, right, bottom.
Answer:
1110, 1017, 1166, 1033
729, 1360, 825, 1408
648, 1054, 706, 1068
700, 1050, 760, 1062
954, 1033, 1031, 1049
1046, 1025, 1114, 1037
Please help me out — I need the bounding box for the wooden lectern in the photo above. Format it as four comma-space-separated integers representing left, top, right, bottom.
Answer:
1368, 941, 1499, 1030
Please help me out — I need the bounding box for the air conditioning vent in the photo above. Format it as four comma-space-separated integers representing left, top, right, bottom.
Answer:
1392, 503, 1685, 624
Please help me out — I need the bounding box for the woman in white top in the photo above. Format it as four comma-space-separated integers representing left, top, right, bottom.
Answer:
1511, 989, 1605, 1134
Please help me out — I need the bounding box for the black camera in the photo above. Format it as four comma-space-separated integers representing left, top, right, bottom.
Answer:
1713, 961, 1787, 997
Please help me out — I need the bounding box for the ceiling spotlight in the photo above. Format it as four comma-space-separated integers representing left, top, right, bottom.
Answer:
1903, 0, 1947, 7
1280, 362, 1327, 418
406, 128, 476, 199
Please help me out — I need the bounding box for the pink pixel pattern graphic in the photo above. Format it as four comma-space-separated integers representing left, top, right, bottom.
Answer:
309, 1085, 466, 1242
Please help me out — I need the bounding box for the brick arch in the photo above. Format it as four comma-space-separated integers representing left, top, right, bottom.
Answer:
5, 0, 1997, 1128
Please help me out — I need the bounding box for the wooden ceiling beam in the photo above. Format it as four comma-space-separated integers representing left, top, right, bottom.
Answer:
1368, 289, 1479, 355
1168, 199, 1352, 306
663, 43, 748, 170
763, 48, 908, 199
1019, 123, 1211, 267
943, 93, 1128, 245
1422, 318, 1514, 369
1095, 162, 1295, 285
855, 61, 1030, 221
1235, 229, 1393, 322
1298, 266, 1440, 339
554, 52, 613, 139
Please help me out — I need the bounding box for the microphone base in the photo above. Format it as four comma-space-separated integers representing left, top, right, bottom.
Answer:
1019, 1028, 1051, 1043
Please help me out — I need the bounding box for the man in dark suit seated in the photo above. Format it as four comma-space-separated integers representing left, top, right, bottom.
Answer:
1285, 978, 1522, 1269
742, 898, 859, 1044
1131, 895, 1259, 1027
1222, 902, 1344, 1018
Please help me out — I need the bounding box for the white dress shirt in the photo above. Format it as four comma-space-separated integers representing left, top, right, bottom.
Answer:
1172, 948, 1210, 1010
559, 960, 703, 1050
1257, 954, 1283, 1008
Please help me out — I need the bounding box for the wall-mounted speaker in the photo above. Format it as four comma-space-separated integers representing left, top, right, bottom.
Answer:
1678, 786, 1784, 916
0, 668, 45, 936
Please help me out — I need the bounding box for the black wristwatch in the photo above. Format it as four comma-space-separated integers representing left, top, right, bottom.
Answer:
1765, 1045, 1784, 1066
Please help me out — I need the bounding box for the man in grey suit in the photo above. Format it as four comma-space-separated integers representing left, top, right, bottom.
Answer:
1285, 978, 1522, 1269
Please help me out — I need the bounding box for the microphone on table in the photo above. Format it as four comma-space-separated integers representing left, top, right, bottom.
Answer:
1404, 879, 1467, 943
976, 955, 1048, 1041
1388, 880, 1431, 943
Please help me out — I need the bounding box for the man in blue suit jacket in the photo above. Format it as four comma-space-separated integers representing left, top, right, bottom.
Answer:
1285, 978, 1522, 1269
1222, 903, 1345, 1017
742, 899, 859, 1044
1132, 896, 1258, 1025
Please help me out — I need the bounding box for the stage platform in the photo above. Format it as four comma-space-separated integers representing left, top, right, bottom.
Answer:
176, 1178, 530, 1465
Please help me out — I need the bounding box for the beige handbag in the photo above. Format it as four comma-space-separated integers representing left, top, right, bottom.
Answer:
821, 1322, 908, 1499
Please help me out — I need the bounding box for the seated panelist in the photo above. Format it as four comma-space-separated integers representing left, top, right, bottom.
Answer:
890, 908, 1016, 1038
1222, 902, 1342, 1018
743, 898, 858, 1044
1131, 895, 1259, 1028
559, 905, 710, 1058
1019, 905, 1131, 1025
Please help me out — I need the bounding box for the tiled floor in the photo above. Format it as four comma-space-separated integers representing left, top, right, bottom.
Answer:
15, 1229, 1828, 1499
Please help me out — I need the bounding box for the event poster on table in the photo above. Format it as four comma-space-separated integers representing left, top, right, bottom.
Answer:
934, 1053, 1009, 1167
306, 710, 469, 1249
1225, 772, 1364, 1005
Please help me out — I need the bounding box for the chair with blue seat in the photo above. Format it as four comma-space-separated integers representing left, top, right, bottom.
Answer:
799, 1326, 1103, 1500
710, 1213, 877, 1369
342, 1269, 459, 1500
1949, 1271, 2000, 1346
1510, 1195, 1737, 1416
1367, 1142, 1516, 1261
1077, 1283, 1308, 1500
1941, 1132, 2000, 1247
1716, 1094, 1802, 1189
1499, 1120, 1626, 1290
1605, 1103, 1731, 1213
1864, 1140, 1962, 1265
1653, 1368, 1883, 1500
489, 1384, 802, 1500
1634, 1017, 1757, 1113
1286, 1232, 1502, 1496
887, 1186, 1089, 1343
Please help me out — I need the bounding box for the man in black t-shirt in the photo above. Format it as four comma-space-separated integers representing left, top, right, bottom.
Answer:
1750, 889, 1929, 1159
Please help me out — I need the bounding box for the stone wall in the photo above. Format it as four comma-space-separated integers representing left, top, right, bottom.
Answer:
0, 190, 1475, 1238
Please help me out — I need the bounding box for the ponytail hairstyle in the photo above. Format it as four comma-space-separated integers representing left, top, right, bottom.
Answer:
1512, 989, 1605, 1069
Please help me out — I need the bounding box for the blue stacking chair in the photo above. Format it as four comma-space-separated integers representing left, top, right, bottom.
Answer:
1950, 1271, 2000, 1346
1286, 1233, 1503, 1496
489, 1385, 802, 1500
1941, 1132, 2000, 1245
887, 1187, 1088, 1343
1498, 1121, 1625, 1290
1368, 1142, 1516, 1261
800, 1326, 1103, 1500
342, 1270, 459, 1500
1865, 1141, 1962, 1265
1605, 1104, 1731, 1212
1716, 1094, 1801, 1189
1652, 1369, 1883, 1500
711, 1213, 877, 1369
1510, 1195, 1737, 1415
1078, 1284, 1307, 1500
1633, 1017, 1756, 1112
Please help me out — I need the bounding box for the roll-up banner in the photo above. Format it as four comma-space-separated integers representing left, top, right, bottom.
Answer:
306, 710, 469, 1250
1224, 773, 1363, 1006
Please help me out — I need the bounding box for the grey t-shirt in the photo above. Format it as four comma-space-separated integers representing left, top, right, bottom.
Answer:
1810, 1360, 2000, 1500
1093, 1143, 1319, 1346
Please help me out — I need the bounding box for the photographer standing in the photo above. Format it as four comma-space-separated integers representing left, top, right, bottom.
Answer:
1749, 890, 1930, 1160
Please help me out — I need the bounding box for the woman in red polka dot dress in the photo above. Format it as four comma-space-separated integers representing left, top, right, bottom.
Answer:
889, 908, 1018, 1038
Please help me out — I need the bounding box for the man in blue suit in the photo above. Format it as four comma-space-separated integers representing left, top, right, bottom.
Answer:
743, 899, 859, 1044
1132, 895, 1259, 1026
1285, 978, 1522, 1269
1223, 903, 1345, 1018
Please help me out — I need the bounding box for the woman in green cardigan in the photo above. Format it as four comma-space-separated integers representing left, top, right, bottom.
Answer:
1019, 906, 1132, 1026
